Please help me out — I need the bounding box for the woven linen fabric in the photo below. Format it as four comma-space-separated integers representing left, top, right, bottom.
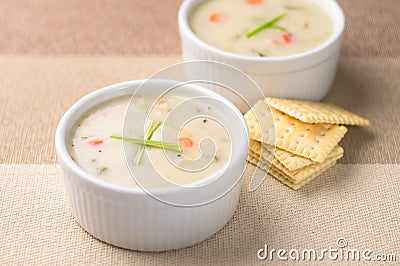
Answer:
0, 0, 399, 265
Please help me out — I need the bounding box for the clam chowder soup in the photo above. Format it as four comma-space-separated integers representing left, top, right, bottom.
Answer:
68, 95, 232, 187
190, 0, 333, 57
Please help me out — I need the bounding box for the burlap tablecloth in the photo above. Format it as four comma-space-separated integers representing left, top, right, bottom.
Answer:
0, 0, 399, 265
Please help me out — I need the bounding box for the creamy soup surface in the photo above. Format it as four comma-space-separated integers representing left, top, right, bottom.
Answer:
190, 0, 333, 57
68, 95, 232, 187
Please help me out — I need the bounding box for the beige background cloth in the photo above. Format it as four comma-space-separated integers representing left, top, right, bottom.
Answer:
0, 0, 399, 265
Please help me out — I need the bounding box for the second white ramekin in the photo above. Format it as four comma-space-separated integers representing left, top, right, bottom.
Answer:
178, 0, 345, 103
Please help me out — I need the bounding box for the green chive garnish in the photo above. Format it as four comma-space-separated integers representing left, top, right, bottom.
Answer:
133, 120, 161, 165
110, 136, 182, 153
246, 13, 287, 38
110, 120, 183, 166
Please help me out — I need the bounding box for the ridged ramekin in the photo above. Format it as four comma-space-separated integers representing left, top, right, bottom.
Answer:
55, 80, 248, 251
178, 0, 345, 101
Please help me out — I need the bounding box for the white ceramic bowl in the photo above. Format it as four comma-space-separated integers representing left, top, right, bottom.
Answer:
178, 0, 345, 102
55, 79, 248, 251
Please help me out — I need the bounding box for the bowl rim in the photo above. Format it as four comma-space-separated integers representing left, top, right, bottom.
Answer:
178, 0, 345, 62
55, 79, 249, 197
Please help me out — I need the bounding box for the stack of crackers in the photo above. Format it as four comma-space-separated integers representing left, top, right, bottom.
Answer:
245, 97, 370, 190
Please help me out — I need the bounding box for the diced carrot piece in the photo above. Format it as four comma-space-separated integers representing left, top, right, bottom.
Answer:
246, 0, 263, 5
209, 12, 223, 22
279, 33, 293, 44
88, 139, 104, 146
178, 137, 194, 149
